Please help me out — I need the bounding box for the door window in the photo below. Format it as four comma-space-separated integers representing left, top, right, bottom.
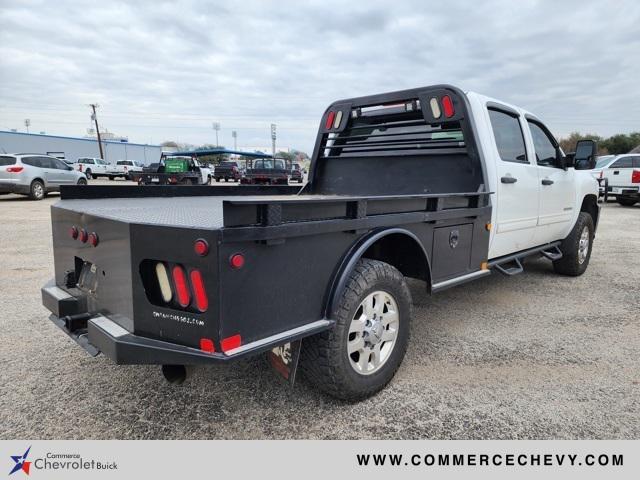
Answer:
38, 157, 57, 169
610, 157, 633, 168
21, 157, 43, 168
634, 157, 640, 168
527, 121, 559, 168
52, 158, 69, 170
488, 109, 528, 163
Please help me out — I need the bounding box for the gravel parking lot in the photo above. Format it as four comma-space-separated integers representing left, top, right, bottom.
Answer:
0, 186, 638, 439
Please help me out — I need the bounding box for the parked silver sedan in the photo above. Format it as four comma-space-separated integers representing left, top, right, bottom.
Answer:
0, 153, 87, 200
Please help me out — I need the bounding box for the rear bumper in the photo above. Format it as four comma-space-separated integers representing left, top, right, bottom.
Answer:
0, 181, 30, 194
42, 281, 332, 365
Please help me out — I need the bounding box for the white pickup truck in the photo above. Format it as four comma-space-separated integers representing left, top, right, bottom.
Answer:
108, 160, 145, 180
74, 157, 111, 179
594, 154, 640, 206
41, 85, 601, 400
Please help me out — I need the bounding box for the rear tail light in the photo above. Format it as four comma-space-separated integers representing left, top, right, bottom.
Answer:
632, 170, 640, 183
194, 239, 209, 256
70, 226, 79, 239
441, 95, 455, 118
78, 164, 83, 172
88, 232, 99, 247
155, 262, 173, 303
230, 253, 245, 269
221, 334, 242, 353
79, 229, 88, 243
598, 170, 603, 179
172, 265, 190, 307
200, 338, 215, 353
189, 270, 208, 312
325, 111, 336, 129
6, 166, 24, 173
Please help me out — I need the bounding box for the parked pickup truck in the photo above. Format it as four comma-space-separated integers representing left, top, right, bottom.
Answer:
214, 161, 241, 182
75, 157, 111, 179
240, 157, 290, 185
108, 160, 144, 180
593, 154, 640, 206
41, 85, 600, 400
135, 152, 212, 185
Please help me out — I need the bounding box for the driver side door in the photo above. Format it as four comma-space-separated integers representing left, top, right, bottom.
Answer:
526, 120, 576, 245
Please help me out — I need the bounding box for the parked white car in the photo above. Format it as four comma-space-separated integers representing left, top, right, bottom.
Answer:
593, 154, 640, 206
74, 157, 111, 179
109, 160, 145, 180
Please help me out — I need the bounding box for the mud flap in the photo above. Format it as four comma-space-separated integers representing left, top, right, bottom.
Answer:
267, 340, 301, 386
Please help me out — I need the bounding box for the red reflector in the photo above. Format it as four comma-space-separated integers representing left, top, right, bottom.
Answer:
230, 253, 245, 269
78, 164, 83, 172
194, 239, 209, 256
7, 166, 24, 173
189, 269, 208, 312
221, 334, 241, 352
70, 226, 78, 239
88, 232, 99, 247
200, 338, 215, 353
79, 229, 88, 243
172, 266, 190, 307
441, 95, 455, 118
632, 170, 640, 183
325, 111, 336, 130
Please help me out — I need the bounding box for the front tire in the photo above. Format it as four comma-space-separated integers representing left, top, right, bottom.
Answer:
301, 259, 411, 401
77, 178, 87, 186
553, 212, 594, 276
617, 197, 638, 207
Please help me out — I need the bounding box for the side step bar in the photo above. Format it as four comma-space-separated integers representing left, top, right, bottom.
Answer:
488, 241, 562, 276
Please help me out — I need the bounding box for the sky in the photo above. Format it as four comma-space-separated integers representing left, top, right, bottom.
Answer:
0, 0, 638, 152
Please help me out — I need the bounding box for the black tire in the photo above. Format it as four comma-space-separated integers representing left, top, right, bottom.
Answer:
84, 169, 92, 179
216, 177, 221, 182
553, 212, 594, 276
77, 178, 87, 186
29, 179, 45, 200
108, 176, 114, 181
616, 197, 638, 207
300, 259, 412, 401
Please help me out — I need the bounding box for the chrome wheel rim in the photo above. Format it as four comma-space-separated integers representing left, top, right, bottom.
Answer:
347, 290, 399, 376
578, 226, 590, 264
33, 183, 43, 198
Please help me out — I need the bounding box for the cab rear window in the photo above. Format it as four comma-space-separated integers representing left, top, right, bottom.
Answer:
0, 156, 16, 166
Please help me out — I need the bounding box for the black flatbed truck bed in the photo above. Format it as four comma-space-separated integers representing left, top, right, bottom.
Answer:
43, 85, 500, 399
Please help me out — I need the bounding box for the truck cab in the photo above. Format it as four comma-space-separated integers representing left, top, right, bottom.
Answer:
465, 93, 599, 258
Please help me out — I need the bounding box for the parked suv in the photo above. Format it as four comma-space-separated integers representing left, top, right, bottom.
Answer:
0, 154, 87, 200
74, 157, 111, 179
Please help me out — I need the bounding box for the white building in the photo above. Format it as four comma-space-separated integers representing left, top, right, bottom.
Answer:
0, 130, 162, 165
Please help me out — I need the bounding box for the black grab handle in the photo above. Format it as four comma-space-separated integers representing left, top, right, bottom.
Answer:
541, 179, 554, 185
501, 176, 517, 184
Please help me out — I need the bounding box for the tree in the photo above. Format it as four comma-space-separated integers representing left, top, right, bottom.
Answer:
558, 132, 603, 154
601, 132, 640, 154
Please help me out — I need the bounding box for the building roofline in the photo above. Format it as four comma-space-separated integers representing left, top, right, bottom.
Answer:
0, 130, 160, 148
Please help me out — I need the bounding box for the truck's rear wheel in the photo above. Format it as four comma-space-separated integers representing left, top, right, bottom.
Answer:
616, 197, 638, 207
301, 259, 411, 400
553, 212, 594, 276
85, 169, 92, 179
29, 179, 45, 200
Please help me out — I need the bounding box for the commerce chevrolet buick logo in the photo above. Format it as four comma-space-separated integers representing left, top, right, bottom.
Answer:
8, 446, 31, 475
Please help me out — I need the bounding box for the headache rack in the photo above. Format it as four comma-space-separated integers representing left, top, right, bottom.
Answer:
307, 85, 485, 197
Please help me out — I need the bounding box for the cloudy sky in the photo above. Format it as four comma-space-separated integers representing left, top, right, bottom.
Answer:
0, 0, 638, 152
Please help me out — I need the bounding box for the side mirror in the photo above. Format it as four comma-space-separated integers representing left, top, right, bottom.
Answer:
574, 139, 598, 170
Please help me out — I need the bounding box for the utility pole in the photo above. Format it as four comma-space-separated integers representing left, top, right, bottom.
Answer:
271, 123, 276, 158
89, 104, 104, 160
232, 130, 237, 150
24, 119, 30, 133
212, 122, 221, 147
